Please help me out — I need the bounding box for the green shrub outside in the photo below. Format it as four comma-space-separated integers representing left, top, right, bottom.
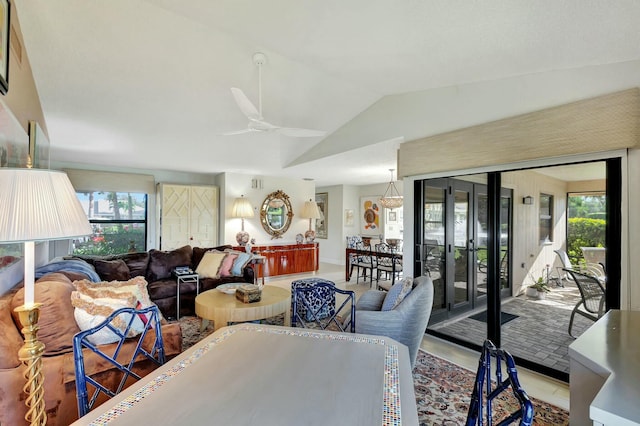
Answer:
74, 225, 145, 255
567, 217, 605, 264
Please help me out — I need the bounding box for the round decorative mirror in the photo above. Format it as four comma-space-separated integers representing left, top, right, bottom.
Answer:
260, 189, 294, 239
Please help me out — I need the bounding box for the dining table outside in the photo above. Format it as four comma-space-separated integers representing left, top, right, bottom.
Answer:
70, 323, 418, 425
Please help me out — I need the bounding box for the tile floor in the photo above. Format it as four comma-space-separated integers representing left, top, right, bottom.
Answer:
264, 262, 570, 410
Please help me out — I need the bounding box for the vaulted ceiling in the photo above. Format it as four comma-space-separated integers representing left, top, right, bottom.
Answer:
13, 1, 640, 185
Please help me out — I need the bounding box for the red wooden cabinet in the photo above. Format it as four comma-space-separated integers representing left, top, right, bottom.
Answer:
236, 243, 319, 277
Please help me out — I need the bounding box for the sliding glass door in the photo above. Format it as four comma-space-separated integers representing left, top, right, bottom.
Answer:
416, 177, 511, 324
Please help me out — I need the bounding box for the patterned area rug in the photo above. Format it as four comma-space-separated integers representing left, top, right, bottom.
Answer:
414, 350, 569, 425
178, 317, 569, 425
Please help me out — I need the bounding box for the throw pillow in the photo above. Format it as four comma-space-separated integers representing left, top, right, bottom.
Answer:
218, 253, 239, 277
192, 245, 232, 270
71, 292, 139, 345
74, 276, 154, 308
93, 259, 131, 281
195, 250, 227, 279
381, 277, 414, 311
147, 245, 192, 282
71, 276, 155, 345
10, 273, 81, 356
230, 252, 253, 276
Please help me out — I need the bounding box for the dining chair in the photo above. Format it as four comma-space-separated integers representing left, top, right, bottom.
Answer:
374, 242, 402, 288
73, 305, 166, 417
563, 268, 606, 337
350, 241, 376, 286
291, 281, 356, 332
466, 340, 534, 426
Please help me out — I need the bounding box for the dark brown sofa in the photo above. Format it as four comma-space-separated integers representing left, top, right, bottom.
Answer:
70, 245, 255, 319
0, 271, 183, 426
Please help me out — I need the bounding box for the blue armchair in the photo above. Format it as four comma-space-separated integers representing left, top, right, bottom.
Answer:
354, 276, 434, 368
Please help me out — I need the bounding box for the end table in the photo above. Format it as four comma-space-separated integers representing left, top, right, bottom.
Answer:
173, 271, 199, 320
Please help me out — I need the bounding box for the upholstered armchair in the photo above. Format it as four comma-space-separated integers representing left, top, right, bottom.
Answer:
354, 275, 434, 368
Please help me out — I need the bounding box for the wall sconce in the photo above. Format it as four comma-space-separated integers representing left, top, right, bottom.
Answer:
522, 196, 534, 205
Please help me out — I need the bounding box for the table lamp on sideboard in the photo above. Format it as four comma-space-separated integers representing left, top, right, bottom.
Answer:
0, 168, 92, 426
301, 199, 321, 243
232, 195, 254, 246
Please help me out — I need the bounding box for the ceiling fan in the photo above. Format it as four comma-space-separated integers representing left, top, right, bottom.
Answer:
223, 52, 326, 137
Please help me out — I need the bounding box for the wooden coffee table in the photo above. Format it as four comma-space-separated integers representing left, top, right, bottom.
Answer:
195, 285, 291, 331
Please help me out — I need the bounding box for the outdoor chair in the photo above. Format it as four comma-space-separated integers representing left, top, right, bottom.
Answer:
563, 268, 606, 337
466, 339, 534, 426
73, 305, 166, 417
554, 249, 606, 287
291, 280, 356, 332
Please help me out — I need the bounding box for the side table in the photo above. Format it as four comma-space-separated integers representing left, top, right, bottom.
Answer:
173, 272, 199, 320
249, 255, 266, 286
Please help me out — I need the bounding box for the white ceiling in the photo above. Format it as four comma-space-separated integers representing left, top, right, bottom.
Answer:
13, 0, 640, 186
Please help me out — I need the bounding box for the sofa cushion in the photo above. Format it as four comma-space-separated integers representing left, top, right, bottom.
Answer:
118, 252, 150, 278
94, 259, 131, 281
195, 251, 227, 279
0, 299, 24, 368
381, 277, 414, 311
11, 273, 81, 356
192, 245, 232, 270
147, 245, 192, 282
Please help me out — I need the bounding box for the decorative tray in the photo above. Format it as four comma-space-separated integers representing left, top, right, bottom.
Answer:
217, 283, 243, 295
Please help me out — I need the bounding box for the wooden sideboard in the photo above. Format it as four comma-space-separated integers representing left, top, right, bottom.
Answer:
235, 243, 319, 277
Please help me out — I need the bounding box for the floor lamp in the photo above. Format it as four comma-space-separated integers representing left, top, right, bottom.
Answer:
0, 168, 92, 426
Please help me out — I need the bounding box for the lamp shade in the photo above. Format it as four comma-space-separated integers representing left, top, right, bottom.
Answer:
231, 196, 254, 218
0, 168, 92, 242
300, 199, 321, 219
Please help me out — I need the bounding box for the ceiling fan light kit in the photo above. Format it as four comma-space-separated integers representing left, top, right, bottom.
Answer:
379, 169, 403, 210
224, 52, 326, 138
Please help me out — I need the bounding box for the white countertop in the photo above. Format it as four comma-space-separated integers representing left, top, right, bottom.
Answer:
568, 310, 640, 425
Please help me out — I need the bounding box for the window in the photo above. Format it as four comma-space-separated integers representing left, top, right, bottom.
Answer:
73, 191, 148, 255
539, 193, 553, 243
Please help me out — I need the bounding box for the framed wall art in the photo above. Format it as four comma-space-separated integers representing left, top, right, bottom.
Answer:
360, 196, 382, 236
0, 0, 9, 95
315, 192, 328, 239
344, 209, 354, 227
28, 121, 50, 168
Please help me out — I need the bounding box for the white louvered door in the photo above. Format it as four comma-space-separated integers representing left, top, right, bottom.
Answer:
159, 184, 218, 250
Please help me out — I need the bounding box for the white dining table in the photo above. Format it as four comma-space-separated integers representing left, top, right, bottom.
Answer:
71, 323, 418, 425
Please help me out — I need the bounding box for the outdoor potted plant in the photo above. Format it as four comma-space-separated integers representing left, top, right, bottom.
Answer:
526, 276, 551, 299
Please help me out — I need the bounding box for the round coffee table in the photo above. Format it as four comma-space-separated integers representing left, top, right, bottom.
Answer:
195, 285, 291, 331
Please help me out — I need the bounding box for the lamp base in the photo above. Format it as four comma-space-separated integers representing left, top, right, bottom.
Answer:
304, 229, 316, 243
14, 303, 47, 426
236, 231, 250, 246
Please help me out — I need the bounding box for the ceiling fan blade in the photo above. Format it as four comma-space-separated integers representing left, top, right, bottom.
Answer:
277, 127, 327, 137
230, 88, 261, 120
221, 128, 257, 136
